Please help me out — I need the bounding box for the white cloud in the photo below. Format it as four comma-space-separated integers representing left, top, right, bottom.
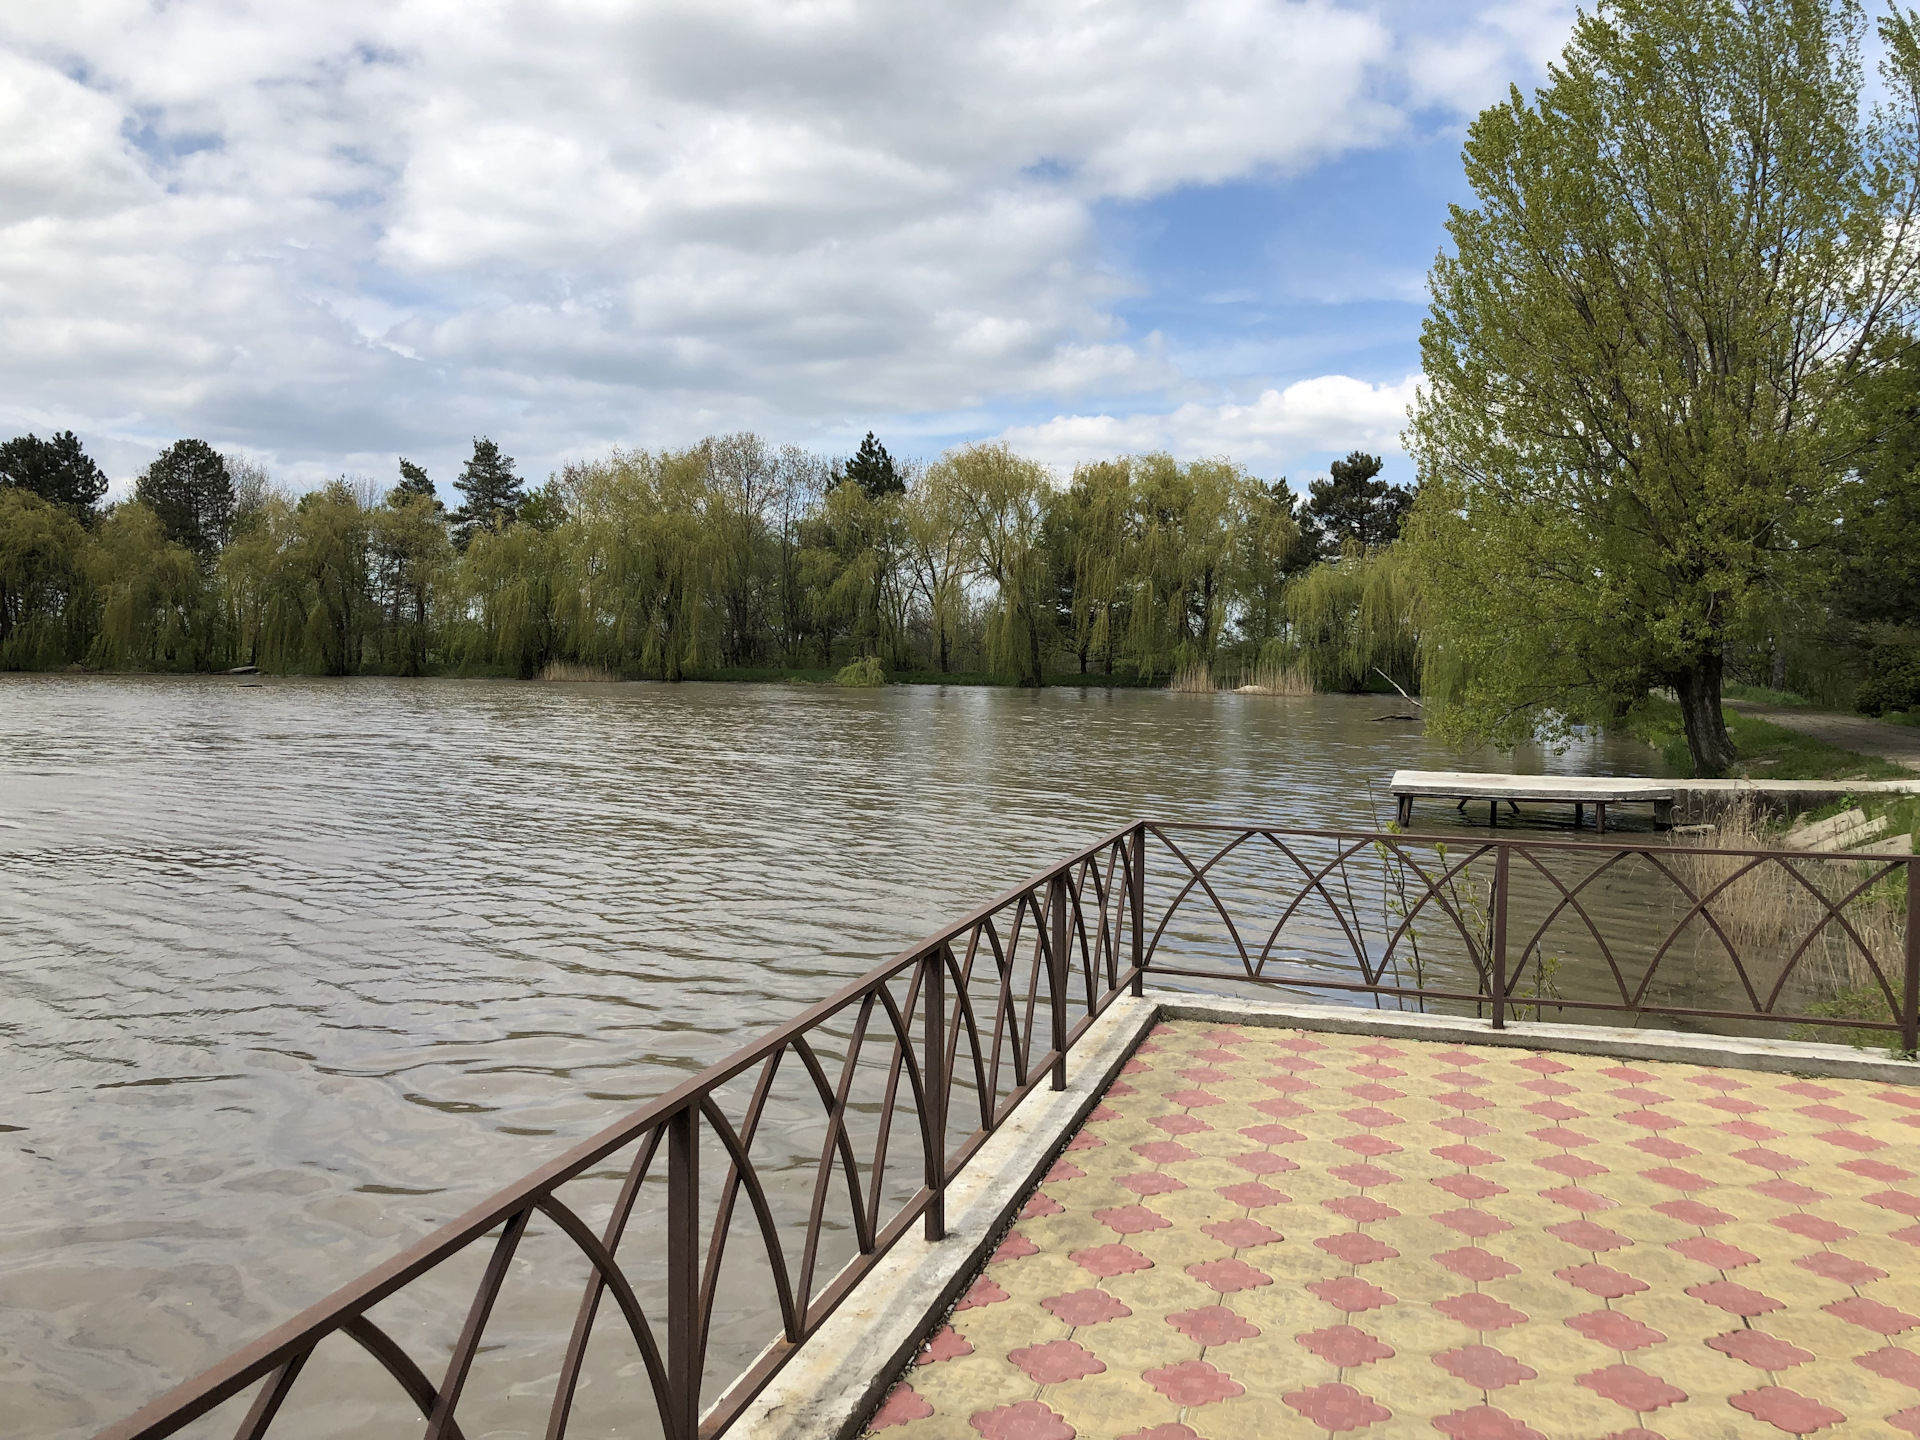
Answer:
1400, 2, 1578, 115
0, 3, 1556, 488
999, 373, 1424, 470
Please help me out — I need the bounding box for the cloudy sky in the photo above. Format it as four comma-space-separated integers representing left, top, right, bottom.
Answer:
0, 1, 1575, 496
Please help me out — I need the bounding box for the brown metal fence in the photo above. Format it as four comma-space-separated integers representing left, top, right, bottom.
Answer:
1135, 824, 1920, 1047
95, 823, 1917, 1440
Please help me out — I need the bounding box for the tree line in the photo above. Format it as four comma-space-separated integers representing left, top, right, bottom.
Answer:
0, 428, 1421, 690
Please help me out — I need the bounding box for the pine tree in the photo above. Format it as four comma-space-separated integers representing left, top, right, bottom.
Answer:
394, 457, 441, 507
0, 430, 109, 521
843, 432, 904, 500
1303, 451, 1412, 557
135, 439, 234, 559
451, 437, 523, 545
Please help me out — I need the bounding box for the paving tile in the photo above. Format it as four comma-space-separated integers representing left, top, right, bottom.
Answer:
867, 1023, 1920, 1439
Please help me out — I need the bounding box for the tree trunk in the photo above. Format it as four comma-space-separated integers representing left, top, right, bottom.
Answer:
1675, 656, 1736, 776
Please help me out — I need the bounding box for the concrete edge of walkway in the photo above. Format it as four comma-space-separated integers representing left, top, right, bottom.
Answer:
726, 992, 1920, 1440
727, 993, 1159, 1440
1145, 989, 1920, 1084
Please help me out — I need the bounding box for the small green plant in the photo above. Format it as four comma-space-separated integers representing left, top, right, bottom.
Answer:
1507, 951, 1565, 1021
1372, 838, 1494, 1014
1792, 982, 1910, 1055
834, 655, 887, 687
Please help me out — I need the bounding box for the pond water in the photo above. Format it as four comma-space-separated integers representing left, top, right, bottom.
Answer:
0, 676, 1668, 1438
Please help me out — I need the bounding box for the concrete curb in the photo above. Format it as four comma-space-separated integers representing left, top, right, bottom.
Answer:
1145, 990, 1920, 1085
726, 994, 1158, 1440
725, 992, 1920, 1440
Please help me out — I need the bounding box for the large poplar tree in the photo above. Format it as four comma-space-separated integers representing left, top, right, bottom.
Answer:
1407, 0, 1920, 773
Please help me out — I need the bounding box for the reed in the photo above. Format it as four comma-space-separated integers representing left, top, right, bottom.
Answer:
538, 660, 616, 682
1233, 653, 1316, 695
1666, 798, 1906, 1040
1168, 662, 1217, 693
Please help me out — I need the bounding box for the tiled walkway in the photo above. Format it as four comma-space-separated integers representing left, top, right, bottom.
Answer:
867, 1021, 1920, 1439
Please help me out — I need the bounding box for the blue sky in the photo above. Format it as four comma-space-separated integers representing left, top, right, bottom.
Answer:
0, 2, 1574, 496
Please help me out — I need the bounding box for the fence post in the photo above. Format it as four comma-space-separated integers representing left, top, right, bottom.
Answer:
1904, 858, 1919, 1056
1050, 873, 1069, 1091
1130, 823, 1147, 998
923, 945, 948, 1241
1490, 845, 1510, 1031
666, 1104, 700, 1440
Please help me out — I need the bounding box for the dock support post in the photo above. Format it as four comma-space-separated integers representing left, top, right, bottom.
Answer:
923, 945, 948, 1241
1490, 846, 1510, 1030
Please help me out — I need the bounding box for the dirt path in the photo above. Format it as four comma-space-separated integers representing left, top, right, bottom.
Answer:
1725, 699, 1920, 772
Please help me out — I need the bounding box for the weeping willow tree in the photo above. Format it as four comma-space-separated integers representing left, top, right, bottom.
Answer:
1282, 545, 1421, 693
0, 489, 89, 668
458, 510, 573, 679
799, 477, 911, 666
87, 501, 211, 670
1125, 454, 1238, 681
903, 459, 973, 674
554, 448, 709, 680
1048, 459, 1132, 674
943, 443, 1053, 685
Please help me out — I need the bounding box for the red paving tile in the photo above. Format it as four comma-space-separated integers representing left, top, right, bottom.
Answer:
871, 1021, 1920, 1440
1008, 1340, 1105, 1384
1298, 1324, 1393, 1366
1708, 1329, 1814, 1371
1284, 1381, 1390, 1430
1565, 1309, 1665, 1351
1728, 1386, 1846, 1434
1433, 1344, 1536, 1389
1143, 1359, 1243, 1405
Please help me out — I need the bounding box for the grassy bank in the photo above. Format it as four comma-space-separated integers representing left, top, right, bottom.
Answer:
1629, 697, 1910, 780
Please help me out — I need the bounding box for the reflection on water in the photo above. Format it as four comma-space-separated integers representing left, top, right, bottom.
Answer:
0, 676, 1666, 1437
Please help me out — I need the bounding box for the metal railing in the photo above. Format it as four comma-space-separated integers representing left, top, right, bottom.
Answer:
97, 822, 1917, 1440
100, 824, 1147, 1440
1136, 823, 1920, 1048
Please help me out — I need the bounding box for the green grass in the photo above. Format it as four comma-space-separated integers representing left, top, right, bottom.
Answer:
1628, 697, 1911, 780
1791, 983, 1912, 1054
1723, 682, 1816, 708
